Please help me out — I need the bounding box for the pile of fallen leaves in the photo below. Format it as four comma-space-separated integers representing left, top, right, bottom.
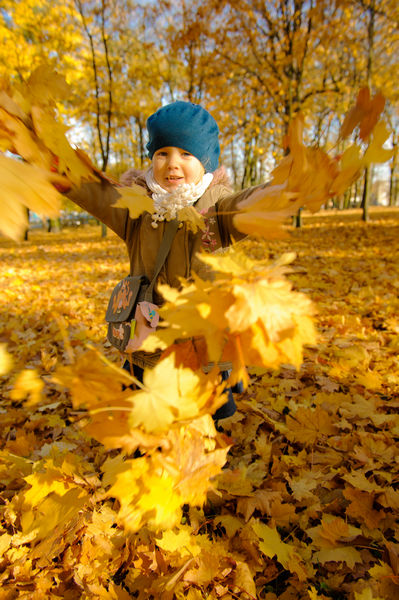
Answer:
1, 211, 399, 599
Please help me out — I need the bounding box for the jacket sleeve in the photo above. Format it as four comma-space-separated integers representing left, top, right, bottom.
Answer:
67, 180, 129, 240
215, 182, 270, 246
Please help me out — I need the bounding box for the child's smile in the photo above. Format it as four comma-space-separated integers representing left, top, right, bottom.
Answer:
152, 146, 205, 192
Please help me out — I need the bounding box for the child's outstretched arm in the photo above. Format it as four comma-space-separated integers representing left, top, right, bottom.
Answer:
214, 182, 271, 246
66, 177, 129, 240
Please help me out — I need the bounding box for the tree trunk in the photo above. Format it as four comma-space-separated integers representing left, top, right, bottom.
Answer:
361, 167, 371, 222
293, 208, 303, 228
343, 188, 351, 209
389, 152, 398, 206
361, 0, 375, 222
230, 140, 239, 189
47, 218, 61, 233
75, 0, 113, 239
389, 164, 394, 206
24, 207, 30, 241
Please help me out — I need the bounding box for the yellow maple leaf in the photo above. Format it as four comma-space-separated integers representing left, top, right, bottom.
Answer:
178, 205, 205, 232
251, 518, 307, 580
355, 370, 383, 390
20, 487, 89, 542
368, 562, 395, 591
31, 106, 97, 185
308, 586, 326, 600
164, 425, 229, 505
0, 106, 51, 168
137, 469, 183, 528
233, 561, 257, 598
251, 519, 292, 564
147, 245, 316, 385
354, 589, 385, 600
0, 86, 28, 123
343, 487, 383, 530
330, 144, 363, 196
0, 66, 104, 241
23, 470, 71, 508
315, 546, 362, 569
234, 185, 301, 237
143, 279, 229, 365
10, 368, 44, 407
112, 183, 154, 218
0, 154, 63, 241
53, 348, 134, 410
363, 121, 394, 166
285, 406, 337, 446
157, 526, 201, 557
0, 533, 12, 558
104, 455, 183, 532
0, 344, 13, 376
26, 64, 71, 107
273, 116, 340, 212
307, 516, 361, 549
128, 354, 225, 433
332, 343, 370, 370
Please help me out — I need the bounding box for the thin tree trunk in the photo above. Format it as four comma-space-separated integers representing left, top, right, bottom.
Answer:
75, 0, 113, 239
361, 167, 371, 222
24, 207, 30, 241
362, 0, 375, 222
293, 208, 303, 228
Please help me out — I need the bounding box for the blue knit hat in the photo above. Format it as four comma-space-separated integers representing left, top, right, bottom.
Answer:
146, 101, 220, 172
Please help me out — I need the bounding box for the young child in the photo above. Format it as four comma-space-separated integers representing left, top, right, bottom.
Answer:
68, 101, 261, 420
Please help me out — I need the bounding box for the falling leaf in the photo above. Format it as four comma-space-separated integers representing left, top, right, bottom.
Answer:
128, 354, 225, 433
178, 205, 205, 232
0, 154, 63, 240
340, 87, 385, 141
10, 369, 44, 406
363, 121, 394, 166
0, 344, 13, 375
112, 184, 155, 218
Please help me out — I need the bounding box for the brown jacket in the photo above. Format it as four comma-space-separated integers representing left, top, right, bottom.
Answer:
68, 168, 258, 366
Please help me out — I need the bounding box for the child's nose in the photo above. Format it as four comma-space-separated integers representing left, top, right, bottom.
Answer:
167, 151, 180, 168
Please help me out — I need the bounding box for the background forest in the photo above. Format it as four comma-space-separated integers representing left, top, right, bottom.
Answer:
1, 0, 398, 210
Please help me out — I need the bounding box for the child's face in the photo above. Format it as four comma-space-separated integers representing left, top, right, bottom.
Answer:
152, 147, 205, 192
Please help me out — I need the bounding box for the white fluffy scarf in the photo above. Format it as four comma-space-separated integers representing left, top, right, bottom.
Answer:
145, 168, 214, 228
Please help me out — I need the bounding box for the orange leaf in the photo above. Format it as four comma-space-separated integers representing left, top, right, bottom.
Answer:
285, 406, 337, 446
343, 487, 383, 530
340, 87, 385, 141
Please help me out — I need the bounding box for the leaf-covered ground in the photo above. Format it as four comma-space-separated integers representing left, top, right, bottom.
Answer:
1, 209, 399, 599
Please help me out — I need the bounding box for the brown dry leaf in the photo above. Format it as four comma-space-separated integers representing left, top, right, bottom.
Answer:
343, 487, 384, 530
285, 406, 337, 446
340, 87, 386, 141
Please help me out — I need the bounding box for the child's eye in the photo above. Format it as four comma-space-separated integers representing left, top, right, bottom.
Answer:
182, 151, 192, 157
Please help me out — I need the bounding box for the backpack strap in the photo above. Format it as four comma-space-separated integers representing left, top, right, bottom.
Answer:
144, 219, 180, 302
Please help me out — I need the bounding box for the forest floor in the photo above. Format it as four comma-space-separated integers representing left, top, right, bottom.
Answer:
1, 208, 399, 599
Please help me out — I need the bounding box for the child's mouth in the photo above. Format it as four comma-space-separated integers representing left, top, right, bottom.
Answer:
167, 176, 183, 183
